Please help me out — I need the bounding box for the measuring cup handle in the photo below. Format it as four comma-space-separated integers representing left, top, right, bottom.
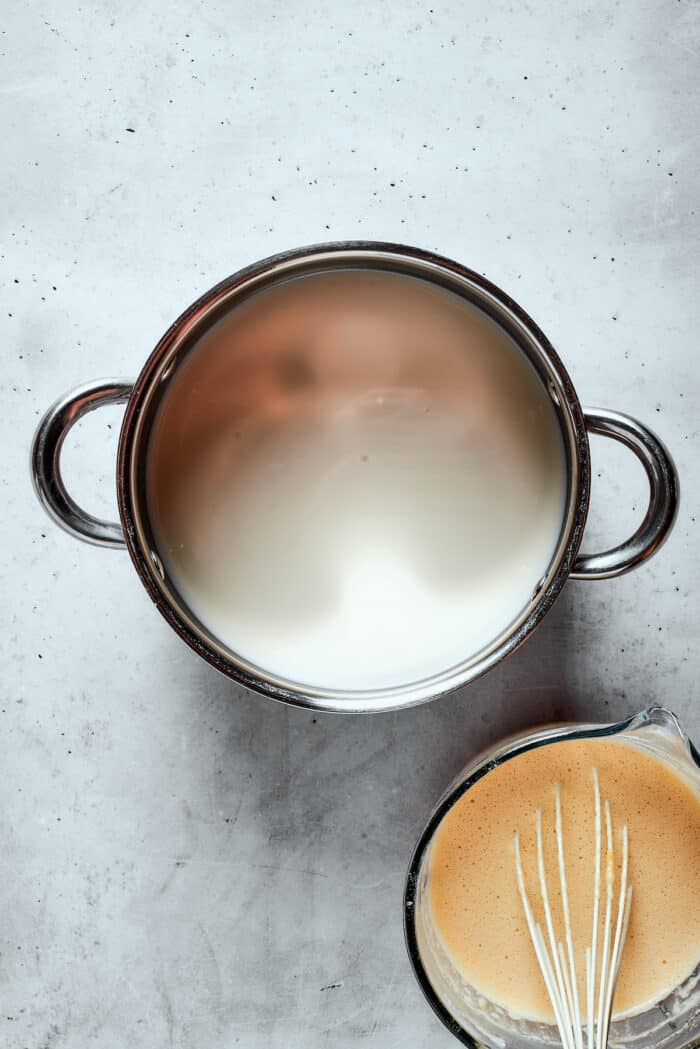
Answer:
570, 407, 679, 580
31, 380, 133, 548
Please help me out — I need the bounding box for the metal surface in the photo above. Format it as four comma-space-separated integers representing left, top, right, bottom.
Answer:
116, 241, 590, 711
30, 242, 678, 712
403, 707, 700, 1049
30, 380, 132, 549
571, 408, 679, 579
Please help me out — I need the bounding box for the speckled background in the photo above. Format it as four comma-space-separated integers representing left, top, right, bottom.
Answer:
1, 1, 698, 1046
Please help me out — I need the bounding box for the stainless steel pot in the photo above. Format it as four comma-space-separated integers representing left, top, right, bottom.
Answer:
31, 242, 679, 712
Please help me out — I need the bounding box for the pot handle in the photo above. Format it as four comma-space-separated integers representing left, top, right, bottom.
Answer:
570, 407, 679, 580
31, 380, 133, 549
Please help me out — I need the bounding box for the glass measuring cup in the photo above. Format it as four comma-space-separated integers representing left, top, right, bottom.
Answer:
404, 707, 700, 1049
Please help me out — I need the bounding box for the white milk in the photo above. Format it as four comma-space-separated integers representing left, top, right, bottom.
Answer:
146, 269, 567, 690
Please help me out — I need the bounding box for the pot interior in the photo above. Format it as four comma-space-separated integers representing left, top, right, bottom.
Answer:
121, 246, 587, 708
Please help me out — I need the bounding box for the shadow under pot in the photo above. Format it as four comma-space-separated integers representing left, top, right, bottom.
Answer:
31, 242, 678, 712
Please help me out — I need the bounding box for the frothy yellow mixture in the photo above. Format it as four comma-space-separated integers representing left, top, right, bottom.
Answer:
428, 738, 700, 1020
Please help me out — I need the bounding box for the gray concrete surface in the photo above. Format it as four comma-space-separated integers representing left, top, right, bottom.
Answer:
1, 0, 698, 1046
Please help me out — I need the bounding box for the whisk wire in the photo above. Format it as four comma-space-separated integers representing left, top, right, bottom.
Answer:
515, 833, 575, 1049
599, 827, 633, 1049
514, 769, 633, 1049
536, 808, 574, 1044
555, 785, 583, 1049
588, 770, 602, 1049
595, 800, 615, 1047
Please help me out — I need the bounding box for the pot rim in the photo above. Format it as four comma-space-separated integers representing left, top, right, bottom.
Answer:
116, 240, 591, 712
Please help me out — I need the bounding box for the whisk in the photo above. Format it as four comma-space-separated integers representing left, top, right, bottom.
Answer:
514, 769, 633, 1049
